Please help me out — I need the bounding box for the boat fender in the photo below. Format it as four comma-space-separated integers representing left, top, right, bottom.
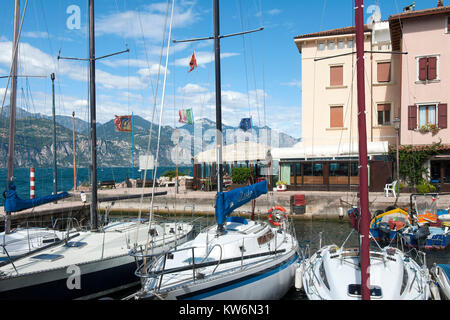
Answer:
295, 263, 304, 291
267, 206, 287, 227
430, 282, 441, 300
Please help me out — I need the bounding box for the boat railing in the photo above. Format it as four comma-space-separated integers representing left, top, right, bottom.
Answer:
132, 243, 286, 295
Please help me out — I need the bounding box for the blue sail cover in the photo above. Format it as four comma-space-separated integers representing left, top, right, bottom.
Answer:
4, 183, 70, 213
215, 180, 268, 225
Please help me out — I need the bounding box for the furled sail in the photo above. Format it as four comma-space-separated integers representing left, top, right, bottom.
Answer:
3, 183, 70, 213
215, 180, 268, 225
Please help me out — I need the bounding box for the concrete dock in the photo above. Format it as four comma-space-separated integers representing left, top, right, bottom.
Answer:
3, 185, 449, 228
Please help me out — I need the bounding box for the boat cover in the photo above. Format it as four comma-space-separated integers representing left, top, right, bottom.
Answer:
215, 180, 267, 225
4, 183, 69, 213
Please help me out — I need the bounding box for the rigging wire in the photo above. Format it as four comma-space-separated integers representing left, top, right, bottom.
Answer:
1, 0, 29, 117
134, 0, 171, 247
143, 0, 176, 262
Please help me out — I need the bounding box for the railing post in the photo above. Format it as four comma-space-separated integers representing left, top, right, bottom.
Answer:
192, 247, 196, 281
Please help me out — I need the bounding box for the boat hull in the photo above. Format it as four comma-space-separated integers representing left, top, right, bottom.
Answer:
141, 252, 298, 300
0, 224, 193, 300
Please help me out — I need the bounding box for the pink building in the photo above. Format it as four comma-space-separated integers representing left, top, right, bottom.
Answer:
389, 4, 450, 190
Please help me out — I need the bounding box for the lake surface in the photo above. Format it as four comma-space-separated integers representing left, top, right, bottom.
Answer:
0, 166, 192, 206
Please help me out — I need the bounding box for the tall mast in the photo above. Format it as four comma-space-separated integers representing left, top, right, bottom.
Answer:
355, 0, 370, 300
214, 0, 223, 197
89, 0, 98, 230
51, 73, 57, 199
72, 111, 77, 191
5, 0, 20, 234
6, 0, 20, 188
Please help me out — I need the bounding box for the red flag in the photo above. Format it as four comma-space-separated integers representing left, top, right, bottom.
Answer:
114, 115, 132, 132
188, 52, 197, 72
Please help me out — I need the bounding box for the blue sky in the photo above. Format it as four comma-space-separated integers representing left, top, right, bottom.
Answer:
0, 0, 442, 139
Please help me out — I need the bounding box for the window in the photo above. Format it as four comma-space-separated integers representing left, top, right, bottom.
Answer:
330, 65, 343, 86
338, 40, 345, 49
318, 42, 325, 51
409, 103, 447, 130
418, 104, 436, 127
348, 39, 354, 48
330, 106, 343, 128
417, 56, 438, 81
329, 162, 349, 185
377, 103, 391, 125
328, 41, 335, 50
377, 61, 391, 83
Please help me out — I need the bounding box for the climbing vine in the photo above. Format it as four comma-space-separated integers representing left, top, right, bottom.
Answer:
389, 141, 442, 186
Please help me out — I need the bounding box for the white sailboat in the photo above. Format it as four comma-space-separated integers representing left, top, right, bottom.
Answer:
1, 0, 71, 264
296, 0, 431, 300
127, 0, 299, 301
0, 0, 193, 300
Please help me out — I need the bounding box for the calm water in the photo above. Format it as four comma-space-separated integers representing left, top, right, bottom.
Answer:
0, 166, 192, 206
107, 215, 449, 300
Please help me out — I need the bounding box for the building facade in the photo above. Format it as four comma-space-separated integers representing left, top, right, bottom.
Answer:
389, 4, 450, 191
287, 22, 398, 191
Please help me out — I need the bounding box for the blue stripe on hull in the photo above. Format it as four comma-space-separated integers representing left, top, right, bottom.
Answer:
177, 253, 299, 300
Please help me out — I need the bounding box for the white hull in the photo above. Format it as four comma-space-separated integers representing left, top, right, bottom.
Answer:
0, 221, 193, 300
133, 219, 299, 300
431, 264, 450, 300
300, 245, 430, 300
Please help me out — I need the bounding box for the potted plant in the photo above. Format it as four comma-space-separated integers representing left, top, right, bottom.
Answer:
276, 180, 287, 191
418, 123, 439, 135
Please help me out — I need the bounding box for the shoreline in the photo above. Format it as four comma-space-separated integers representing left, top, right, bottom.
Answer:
3, 185, 447, 226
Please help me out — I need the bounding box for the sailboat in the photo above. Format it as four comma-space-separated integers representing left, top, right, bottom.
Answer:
0, 0, 193, 300
297, 0, 431, 300
127, 0, 299, 301
1, 0, 71, 263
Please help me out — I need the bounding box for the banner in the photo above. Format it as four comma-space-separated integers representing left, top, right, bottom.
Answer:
188, 51, 197, 72
114, 115, 132, 132
179, 109, 193, 125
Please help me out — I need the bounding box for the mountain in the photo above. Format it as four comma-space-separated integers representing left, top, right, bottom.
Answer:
0, 107, 300, 168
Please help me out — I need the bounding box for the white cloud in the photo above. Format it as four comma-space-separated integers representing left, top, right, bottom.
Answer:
267, 9, 282, 16
96, 2, 199, 41
281, 80, 301, 88
22, 31, 50, 39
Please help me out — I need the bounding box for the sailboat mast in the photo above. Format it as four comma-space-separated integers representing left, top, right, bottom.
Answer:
214, 0, 224, 195
51, 73, 57, 198
355, 0, 371, 300
89, 0, 98, 230
6, 0, 20, 188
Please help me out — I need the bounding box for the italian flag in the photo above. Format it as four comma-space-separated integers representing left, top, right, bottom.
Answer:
179, 108, 193, 125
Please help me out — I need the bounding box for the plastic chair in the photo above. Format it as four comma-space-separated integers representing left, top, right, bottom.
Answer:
384, 180, 397, 197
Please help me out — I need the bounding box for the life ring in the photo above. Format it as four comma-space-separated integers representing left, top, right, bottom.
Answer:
267, 206, 287, 226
